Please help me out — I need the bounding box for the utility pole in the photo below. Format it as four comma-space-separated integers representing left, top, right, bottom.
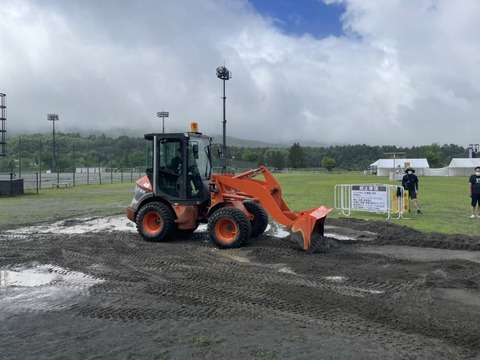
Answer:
384, 151, 406, 181
0, 93, 6, 157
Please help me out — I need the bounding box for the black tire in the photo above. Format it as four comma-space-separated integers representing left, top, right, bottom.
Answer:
136, 202, 175, 242
208, 207, 252, 249
243, 201, 269, 237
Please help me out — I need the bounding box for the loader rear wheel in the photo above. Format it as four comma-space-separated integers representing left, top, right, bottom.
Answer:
244, 201, 268, 237
208, 207, 251, 249
136, 202, 175, 242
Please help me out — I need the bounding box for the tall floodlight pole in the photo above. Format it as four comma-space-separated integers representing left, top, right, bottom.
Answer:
47, 113, 59, 172
156, 111, 169, 133
216, 65, 231, 173
469, 144, 479, 158
0, 93, 6, 157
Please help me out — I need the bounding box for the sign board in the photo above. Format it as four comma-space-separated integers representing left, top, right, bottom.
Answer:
334, 183, 407, 219
351, 185, 388, 212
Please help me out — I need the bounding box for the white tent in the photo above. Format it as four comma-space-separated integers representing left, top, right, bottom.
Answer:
447, 158, 480, 176
369, 158, 430, 177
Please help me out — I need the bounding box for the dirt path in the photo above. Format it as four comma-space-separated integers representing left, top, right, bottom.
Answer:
1, 217, 480, 359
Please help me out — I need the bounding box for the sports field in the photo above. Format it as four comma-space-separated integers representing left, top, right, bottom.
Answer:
1, 172, 477, 235
275, 172, 477, 235
2, 171, 480, 359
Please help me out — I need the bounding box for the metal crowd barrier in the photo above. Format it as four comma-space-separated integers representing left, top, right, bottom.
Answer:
334, 184, 409, 219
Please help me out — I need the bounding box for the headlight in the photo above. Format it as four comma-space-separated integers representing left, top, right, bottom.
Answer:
133, 184, 147, 202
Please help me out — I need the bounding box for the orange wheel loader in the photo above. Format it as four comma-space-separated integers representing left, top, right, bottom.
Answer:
126, 124, 332, 253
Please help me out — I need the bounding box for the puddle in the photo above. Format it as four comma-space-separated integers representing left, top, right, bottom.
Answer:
278, 266, 295, 274
325, 276, 348, 282
0, 263, 104, 313
4, 215, 375, 243
268, 224, 290, 238
323, 276, 384, 296
7, 215, 137, 235
352, 245, 480, 264
268, 223, 377, 242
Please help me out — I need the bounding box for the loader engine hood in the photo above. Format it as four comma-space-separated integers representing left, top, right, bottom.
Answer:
136, 176, 153, 192
126, 176, 154, 222
133, 176, 153, 200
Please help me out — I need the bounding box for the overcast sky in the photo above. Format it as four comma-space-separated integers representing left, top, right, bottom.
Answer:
1, 0, 479, 147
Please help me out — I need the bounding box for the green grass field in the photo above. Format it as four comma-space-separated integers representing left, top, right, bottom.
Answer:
1, 173, 478, 235
275, 172, 478, 235
0, 182, 134, 230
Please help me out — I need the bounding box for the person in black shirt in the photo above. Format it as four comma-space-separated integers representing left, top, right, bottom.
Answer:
402, 167, 422, 214
468, 166, 480, 219
169, 149, 182, 174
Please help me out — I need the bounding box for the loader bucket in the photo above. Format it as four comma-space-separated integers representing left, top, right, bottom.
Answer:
290, 206, 332, 253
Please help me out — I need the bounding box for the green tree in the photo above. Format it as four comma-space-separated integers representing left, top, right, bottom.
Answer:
264, 148, 287, 169
3, 132, 472, 174
272, 150, 286, 169
288, 143, 306, 168
241, 149, 259, 163
421, 143, 443, 168
321, 156, 336, 171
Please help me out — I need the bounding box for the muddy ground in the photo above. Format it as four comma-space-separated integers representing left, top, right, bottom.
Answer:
1, 217, 480, 360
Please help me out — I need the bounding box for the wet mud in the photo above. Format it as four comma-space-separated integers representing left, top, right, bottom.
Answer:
1, 217, 480, 359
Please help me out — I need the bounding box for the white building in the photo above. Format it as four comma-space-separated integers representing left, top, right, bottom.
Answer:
369, 158, 430, 178
370, 158, 480, 177
446, 158, 480, 176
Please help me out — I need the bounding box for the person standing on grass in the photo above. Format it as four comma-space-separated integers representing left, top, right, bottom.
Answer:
468, 166, 480, 219
402, 167, 422, 214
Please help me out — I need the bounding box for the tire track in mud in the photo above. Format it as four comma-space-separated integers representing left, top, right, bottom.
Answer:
50, 233, 474, 358
63, 262, 467, 360
1, 224, 480, 359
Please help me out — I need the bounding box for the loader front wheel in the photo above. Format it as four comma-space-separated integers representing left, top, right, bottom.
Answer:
244, 201, 269, 237
208, 207, 251, 249
136, 202, 175, 242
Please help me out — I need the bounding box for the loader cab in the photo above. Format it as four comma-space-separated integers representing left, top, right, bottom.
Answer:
144, 132, 212, 205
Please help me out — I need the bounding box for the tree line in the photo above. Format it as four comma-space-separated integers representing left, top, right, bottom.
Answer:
229, 142, 467, 171
0, 132, 469, 174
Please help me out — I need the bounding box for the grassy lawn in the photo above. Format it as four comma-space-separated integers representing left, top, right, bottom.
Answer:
275, 172, 478, 235
1, 173, 478, 236
1, 182, 134, 230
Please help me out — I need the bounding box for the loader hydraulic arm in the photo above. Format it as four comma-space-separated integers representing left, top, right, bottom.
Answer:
210, 166, 301, 227
209, 166, 331, 251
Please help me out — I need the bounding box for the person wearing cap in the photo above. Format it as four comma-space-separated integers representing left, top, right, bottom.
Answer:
401, 167, 422, 214
468, 166, 480, 219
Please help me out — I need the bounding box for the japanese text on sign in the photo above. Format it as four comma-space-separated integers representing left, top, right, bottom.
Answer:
351, 185, 388, 211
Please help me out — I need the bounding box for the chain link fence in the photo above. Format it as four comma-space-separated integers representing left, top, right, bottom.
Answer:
0, 169, 143, 195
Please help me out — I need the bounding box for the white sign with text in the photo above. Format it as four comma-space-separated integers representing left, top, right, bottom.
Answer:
351, 185, 388, 212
